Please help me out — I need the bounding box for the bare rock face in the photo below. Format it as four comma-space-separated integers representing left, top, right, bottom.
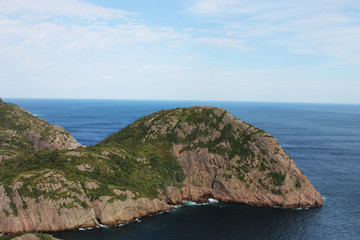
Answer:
95, 197, 173, 225
24, 126, 82, 151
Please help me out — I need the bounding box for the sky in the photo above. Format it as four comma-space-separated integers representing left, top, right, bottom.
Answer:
0, 0, 359, 103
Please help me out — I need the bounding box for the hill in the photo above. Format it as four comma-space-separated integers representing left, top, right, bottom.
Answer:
0, 99, 82, 161
0, 104, 322, 233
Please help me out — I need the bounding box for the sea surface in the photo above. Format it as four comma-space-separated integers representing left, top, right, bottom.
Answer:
5, 98, 360, 240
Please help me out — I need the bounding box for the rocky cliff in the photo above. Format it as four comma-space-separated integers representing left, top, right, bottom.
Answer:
0, 100, 83, 161
0, 105, 322, 234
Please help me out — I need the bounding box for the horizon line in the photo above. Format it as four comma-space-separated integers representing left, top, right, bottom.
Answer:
2, 97, 360, 105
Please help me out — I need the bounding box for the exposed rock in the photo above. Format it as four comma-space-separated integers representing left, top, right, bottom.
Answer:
65, 151, 84, 157
85, 182, 99, 190
24, 127, 82, 151
118, 106, 322, 208
0, 171, 172, 233
0, 105, 322, 234
0, 101, 83, 160
77, 163, 94, 172
96, 198, 172, 225
11, 233, 40, 240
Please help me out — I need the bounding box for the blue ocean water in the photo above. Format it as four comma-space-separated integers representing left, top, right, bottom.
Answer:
5, 98, 360, 240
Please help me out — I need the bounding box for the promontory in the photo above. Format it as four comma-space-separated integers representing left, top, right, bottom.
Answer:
0, 100, 322, 234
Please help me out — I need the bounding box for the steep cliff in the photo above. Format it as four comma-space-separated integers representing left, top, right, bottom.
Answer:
0, 100, 83, 161
0, 105, 322, 233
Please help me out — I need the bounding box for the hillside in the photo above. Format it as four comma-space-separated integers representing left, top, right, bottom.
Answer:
99, 106, 322, 207
0, 99, 82, 161
0, 104, 322, 233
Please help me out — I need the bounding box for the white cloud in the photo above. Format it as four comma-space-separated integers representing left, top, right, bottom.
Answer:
0, 0, 131, 21
187, 0, 360, 63
1, 0, 359, 103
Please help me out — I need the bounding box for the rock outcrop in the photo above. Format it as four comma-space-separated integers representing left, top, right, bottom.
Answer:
0, 100, 83, 161
0, 105, 322, 234
0, 170, 173, 233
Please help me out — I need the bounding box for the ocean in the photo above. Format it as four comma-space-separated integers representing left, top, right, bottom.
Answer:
5, 98, 360, 240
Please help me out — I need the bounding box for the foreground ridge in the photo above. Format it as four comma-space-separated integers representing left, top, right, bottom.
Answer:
0, 103, 322, 233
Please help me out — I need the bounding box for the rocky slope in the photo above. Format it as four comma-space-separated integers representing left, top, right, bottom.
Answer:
0, 104, 322, 233
0, 99, 83, 161
100, 106, 322, 208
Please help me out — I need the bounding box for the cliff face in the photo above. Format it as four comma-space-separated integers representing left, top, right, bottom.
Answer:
0, 105, 322, 233
102, 106, 322, 208
0, 101, 83, 161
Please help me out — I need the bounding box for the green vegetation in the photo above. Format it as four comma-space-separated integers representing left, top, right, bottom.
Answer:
0, 145, 185, 202
0, 100, 75, 160
172, 108, 255, 162
268, 171, 286, 186
0, 105, 283, 210
2, 209, 9, 217
271, 189, 283, 195
222, 173, 232, 180
258, 179, 269, 190
0, 233, 55, 240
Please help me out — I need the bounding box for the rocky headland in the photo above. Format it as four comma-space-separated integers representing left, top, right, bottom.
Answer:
0, 101, 322, 234
0, 100, 82, 162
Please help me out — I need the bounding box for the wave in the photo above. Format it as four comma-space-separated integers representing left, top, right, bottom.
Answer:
293, 207, 310, 211
79, 227, 94, 231
182, 198, 220, 207
208, 198, 219, 203
98, 223, 111, 228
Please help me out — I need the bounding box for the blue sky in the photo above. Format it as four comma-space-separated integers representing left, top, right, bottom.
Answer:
0, 0, 359, 103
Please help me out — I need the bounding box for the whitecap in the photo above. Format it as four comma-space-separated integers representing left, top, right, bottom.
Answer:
208, 198, 219, 204
293, 207, 310, 211
99, 223, 110, 228
78, 228, 85, 231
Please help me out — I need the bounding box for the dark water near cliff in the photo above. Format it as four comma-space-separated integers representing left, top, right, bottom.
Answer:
6, 99, 360, 240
